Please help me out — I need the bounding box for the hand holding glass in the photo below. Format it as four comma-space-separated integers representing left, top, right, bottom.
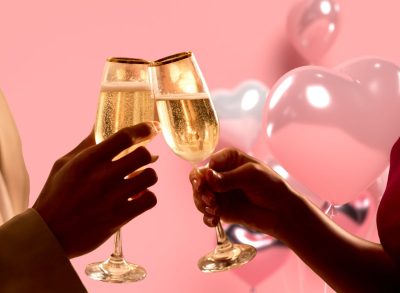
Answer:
85, 57, 154, 282
152, 52, 256, 272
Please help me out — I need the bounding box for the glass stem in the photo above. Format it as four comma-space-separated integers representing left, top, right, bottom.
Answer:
215, 221, 228, 245
112, 229, 123, 258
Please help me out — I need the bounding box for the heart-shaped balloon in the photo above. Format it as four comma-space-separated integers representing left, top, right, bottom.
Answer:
287, 0, 340, 63
252, 135, 325, 207
253, 128, 383, 240
211, 80, 269, 153
369, 166, 389, 202
225, 224, 290, 288
262, 57, 400, 205
334, 192, 377, 239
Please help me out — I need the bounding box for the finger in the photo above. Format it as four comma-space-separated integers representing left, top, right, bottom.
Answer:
113, 190, 157, 227
208, 148, 258, 172
89, 121, 161, 163
201, 191, 217, 207
192, 187, 204, 213
189, 167, 207, 194
189, 167, 207, 185
109, 146, 158, 179
192, 189, 217, 214
189, 168, 219, 213
205, 163, 258, 193
116, 168, 158, 201
205, 205, 219, 217
64, 128, 96, 158
203, 214, 220, 227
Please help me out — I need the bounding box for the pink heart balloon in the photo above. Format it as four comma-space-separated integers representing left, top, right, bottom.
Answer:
262, 57, 400, 205
252, 134, 325, 207
287, 0, 340, 63
225, 224, 290, 287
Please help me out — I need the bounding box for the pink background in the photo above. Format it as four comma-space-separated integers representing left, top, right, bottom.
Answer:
0, 0, 397, 292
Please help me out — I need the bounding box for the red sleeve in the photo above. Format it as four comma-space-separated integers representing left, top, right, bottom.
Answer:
377, 137, 400, 266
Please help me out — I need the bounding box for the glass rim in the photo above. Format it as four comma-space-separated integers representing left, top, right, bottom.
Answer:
154, 51, 193, 66
106, 57, 152, 64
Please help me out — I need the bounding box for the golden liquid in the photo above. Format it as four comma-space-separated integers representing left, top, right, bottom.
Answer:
95, 82, 154, 143
156, 94, 219, 164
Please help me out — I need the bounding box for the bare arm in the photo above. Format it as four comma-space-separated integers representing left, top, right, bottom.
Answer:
190, 148, 400, 293
280, 192, 399, 293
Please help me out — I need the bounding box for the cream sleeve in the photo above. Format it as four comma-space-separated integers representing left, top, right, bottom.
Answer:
0, 89, 29, 224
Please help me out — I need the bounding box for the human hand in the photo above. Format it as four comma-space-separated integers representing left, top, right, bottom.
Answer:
33, 122, 161, 258
189, 148, 300, 238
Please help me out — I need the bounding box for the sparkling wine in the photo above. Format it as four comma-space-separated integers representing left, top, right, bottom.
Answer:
95, 82, 154, 143
156, 93, 219, 164
86, 57, 153, 283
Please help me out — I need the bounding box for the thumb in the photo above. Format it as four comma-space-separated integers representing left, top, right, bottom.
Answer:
64, 128, 95, 158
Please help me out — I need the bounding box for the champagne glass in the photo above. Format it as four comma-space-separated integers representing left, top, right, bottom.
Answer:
85, 57, 155, 282
152, 51, 256, 272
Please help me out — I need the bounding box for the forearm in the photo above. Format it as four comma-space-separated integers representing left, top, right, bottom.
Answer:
278, 195, 400, 293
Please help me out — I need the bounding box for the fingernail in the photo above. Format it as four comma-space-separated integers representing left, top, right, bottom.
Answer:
150, 155, 159, 163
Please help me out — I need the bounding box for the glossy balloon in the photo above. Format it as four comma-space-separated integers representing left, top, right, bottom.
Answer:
252, 138, 325, 208
211, 80, 269, 153
225, 224, 290, 287
334, 191, 377, 239
368, 166, 389, 202
287, 0, 340, 63
262, 57, 400, 205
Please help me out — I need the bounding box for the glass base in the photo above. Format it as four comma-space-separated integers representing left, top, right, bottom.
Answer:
198, 242, 256, 273
85, 254, 146, 283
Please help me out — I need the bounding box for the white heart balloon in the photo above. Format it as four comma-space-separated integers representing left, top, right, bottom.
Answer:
211, 80, 269, 153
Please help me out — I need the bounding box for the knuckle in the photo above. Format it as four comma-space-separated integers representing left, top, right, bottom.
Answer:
52, 157, 69, 171
245, 162, 265, 179
247, 162, 262, 173
226, 147, 241, 159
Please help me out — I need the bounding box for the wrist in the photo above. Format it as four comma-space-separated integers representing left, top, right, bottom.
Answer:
273, 186, 311, 244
